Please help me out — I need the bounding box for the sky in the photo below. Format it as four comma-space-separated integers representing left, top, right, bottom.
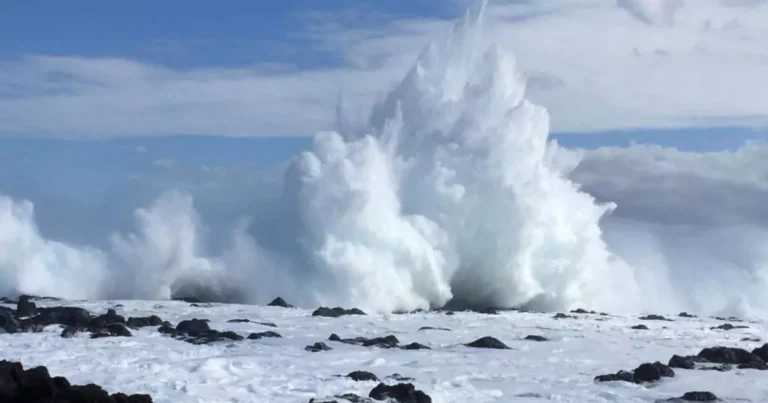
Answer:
1, 0, 767, 139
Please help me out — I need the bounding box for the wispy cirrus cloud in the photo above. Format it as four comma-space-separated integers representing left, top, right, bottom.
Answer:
0, 0, 767, 139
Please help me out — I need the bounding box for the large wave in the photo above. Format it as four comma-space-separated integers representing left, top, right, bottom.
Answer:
1, 1, 767, 317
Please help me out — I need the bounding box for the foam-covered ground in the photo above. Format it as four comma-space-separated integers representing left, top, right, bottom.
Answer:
1, 298, 765, 402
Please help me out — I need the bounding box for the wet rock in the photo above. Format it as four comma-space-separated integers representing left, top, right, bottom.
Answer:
268, 297, 293, 308
465, 336, 510, 349
669, 355, 698, 370
26, 306, 92, 328
418, 326, 450, 331
347, 371, 378, 382
710, 323, 748, 331
633, 362, 674, 383
639, 314, 672, 321
328, 333, 402, 349
60, 326, 79, 338
678, 391, 718, 401
678, 312, 697, 318
751, 343, 768, 361
89, 309, 126, 329
0, 359, 153, 402
570, 308, 596, 314
127, 315, 163, 328
402, 342, 431, 350
16, 295, 37, 317
552, 313, 575, 319
595, 370, 635, 383
312, 307, 366, 318
631, 324, 649, 330
0, 307, 19, 334
368, 382, 432, 403
305, 342, 332, 352
741, 337, 761, 342
176, 319, 210, 337
247, 331, 282, 340
524, 335, 548, 341
697, 346, 767, 370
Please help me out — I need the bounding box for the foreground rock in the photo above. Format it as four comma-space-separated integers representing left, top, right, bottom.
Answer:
158, 318, 244, 345
465, 336, 511, 349
312, 307, 366, 318
268, 297, 293, 308
596, 361, 674, 384
309, 382, 432, 403
0, 359, 153, 402
327, 333, 430, 350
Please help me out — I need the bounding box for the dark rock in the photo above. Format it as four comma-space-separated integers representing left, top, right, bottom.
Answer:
710, 323, 748, 331
176, 319, 211, 337
669, 355, 697, 370
158, 323, 176, 335
595, 370, 635, 383
751, 343, 768, 361
0, 359, 153, 402
104, 323, 132, 337
697, 346, 767, 370
0, 307, 19, 333
362, 335, 400, 348
190, 303, 214, 308
552, 313, 575, 319
524, 335, 548, 341
742, 337, 761, 342
312, 307, 366, 318
633, 361, 674, 383
60, 326, 79, 338
402, 342, 431, 350
639, 314, 672, 321
16, 295, 37, 317
347, 371, 378, 382
247, 331, 282, 340
328, 333, 403, 349
570, 308, 597, 314
89, 310, 127, 329
268, 297, 293, 308
368, 382, 432, 403
418, 326, 450, 331
678, 312, 697, 318
26, 306, 92, 328
679, 391, 718, 401
305, 342, 332, 352
387, 373, 414, 382
219, 331, 244, 341
127, 315, 163, 328
631, 324, 649, 330
465, 336, 510, 349
227, 318, 252, 323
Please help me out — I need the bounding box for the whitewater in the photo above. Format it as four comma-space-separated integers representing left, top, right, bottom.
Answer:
1, 1, 767, 318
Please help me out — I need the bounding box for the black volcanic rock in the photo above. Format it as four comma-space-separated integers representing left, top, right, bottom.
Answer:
465, 336, 510, 349
369, 382, 432, 403
633, 362, 674, 383
524, 335, 548, 342
347, 371, 379, 382
402, 342, 431, 350
639, 314, 672, 321
631, 324, 649, 330
0, 359, 153, 402
247, 331, 282, 340
328, 333, 405, 349
16, 295, 37, 317
127, 315, 163, 328
678, 391, 718, 401
552, 313, 575, 319
305, 342, 332, 352
26, 306, 92, 328
268, 297, 293, 308
595, 370, 635, 383
418, 326, 450, 332
679, 312, 697, 318
312, 307, 366, 318
710, 323, 749, 331
697, 346, 767, 370
668, 355, 699, 370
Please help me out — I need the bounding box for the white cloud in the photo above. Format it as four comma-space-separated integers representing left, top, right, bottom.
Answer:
0, 0, 767, 138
